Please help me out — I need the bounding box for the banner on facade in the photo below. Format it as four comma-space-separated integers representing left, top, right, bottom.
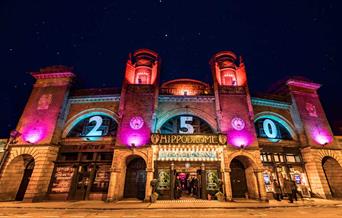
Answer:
158, 149, 218, 161
151, 133, 227, 145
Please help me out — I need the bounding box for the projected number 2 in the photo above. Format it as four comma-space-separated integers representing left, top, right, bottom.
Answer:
86, 116, 103, 136
179, 116, 194, 134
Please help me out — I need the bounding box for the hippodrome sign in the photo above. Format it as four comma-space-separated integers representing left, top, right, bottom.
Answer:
151, 133, 227, 145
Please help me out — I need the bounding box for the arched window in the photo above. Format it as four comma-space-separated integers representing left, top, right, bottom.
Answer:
160, 115, 213, 134
255, 118, 292, 140
67, 115, 117, 137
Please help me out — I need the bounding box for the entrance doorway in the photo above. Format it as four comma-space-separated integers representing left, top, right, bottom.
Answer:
230, 159, 248, 198
322, 156, 342, 198
124, 157, 146, 200
15, 159, 35, 201
69, 164, 97, 200
175, 171, 200, 199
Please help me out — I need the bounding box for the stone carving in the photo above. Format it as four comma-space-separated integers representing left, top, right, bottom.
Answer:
231, 117, 245, 130
130, 116, 144, 130
305, 102, 318, 117
37, 94, 52, 110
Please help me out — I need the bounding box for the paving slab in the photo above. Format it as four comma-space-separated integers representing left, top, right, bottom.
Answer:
0, 198, 341, 210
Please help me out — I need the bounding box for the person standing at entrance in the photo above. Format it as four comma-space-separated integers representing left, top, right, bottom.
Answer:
284, 179, 293, 203
175, 175, 181, 199
290, 180, 298, 202
273, 179, 281, 201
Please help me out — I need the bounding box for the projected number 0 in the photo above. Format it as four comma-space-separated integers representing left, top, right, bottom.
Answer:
263, 119, 277, 139
179, 116, 194, 134
86, 116, 103, 136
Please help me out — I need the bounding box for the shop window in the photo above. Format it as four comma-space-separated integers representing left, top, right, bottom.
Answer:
62, 153, 78, 161
274, 154, 280, 162
295, 155, 301, 162
98, 152, 113, 161
81, 152, 94, 161
91, 165, 111, 192
286, 155, 296, 163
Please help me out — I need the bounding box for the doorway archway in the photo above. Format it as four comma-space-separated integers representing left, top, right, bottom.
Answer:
230, 159, 248, 198
0, 154, 35, 201
322, 156, 342, 198
230, 155, 259, 199
15, 158, 35, 201
124, 156, 146, 200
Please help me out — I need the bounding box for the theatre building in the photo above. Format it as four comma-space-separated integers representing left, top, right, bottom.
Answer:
0, 49, 341, 202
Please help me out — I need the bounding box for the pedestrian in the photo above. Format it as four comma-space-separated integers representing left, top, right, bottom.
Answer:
283, 179, 293, 203
290, 180, 298, 201
175, 175, 181, 199
273, 179, 281, 201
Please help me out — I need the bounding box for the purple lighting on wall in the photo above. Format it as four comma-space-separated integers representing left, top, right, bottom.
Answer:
313, 129, 332, 145
22, 127, 44, 143
228, 129, 253, 148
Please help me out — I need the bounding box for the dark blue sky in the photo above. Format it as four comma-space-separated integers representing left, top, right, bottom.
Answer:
0, 0, 341, 137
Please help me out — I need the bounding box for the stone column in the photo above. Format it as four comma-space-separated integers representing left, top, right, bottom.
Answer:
107, 167, 121, 202
144, 168, 154, 202
301, 147, 329, 198
201, 163, 206, 200
254, 169, 268, 201
222, 168, 232, 201
23, 146, 59, 202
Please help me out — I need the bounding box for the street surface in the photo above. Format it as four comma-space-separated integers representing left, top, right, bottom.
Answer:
1, 207, 342, 218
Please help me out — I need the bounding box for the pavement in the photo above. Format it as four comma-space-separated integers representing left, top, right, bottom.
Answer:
0, 198, 342, 210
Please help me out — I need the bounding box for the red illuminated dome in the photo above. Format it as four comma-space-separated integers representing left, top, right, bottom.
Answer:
160, 78, 211, 96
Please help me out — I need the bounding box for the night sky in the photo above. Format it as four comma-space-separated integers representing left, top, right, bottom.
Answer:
0, 0, 341, 137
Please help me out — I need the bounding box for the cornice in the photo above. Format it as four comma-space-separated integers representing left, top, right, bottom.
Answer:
68, 95, 120, 104
158, 95, 215, 102
31, 72, 75, 79
286, 79, 321, 90
251, 97, 291, 110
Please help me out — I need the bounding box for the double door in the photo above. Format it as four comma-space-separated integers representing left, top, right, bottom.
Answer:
69, 164, 97, 200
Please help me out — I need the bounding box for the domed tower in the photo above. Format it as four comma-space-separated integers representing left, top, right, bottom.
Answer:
211, 51, 247, 86
116, 49, 160, 147
210, 51, 257, 148
124, 49, 159, 85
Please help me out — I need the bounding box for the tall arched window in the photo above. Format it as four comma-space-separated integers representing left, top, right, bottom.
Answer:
67, 115, 117, 137
255, 118, 292, 140
160, 115, 213, 134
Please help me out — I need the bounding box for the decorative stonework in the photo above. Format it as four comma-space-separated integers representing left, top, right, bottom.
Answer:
158, 96, 215, 102
251, 97, 291, 109
37, 94, 52, 110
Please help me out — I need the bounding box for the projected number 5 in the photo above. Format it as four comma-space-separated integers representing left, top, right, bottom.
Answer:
179, 116, 194, 134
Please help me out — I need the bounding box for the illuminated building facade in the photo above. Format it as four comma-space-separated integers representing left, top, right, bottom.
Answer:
0, 49, 341, 202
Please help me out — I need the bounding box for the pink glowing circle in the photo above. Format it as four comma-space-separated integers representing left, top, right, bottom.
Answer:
231, 117, 245, 131
315, 134, 329, 145
130, 116, 144, 130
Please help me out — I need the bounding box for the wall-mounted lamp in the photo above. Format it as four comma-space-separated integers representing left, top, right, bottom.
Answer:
131, 143, 136, 149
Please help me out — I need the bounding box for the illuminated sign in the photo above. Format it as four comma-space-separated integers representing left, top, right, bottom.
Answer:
231, 117, 245, 131
86, 116, 103, 136
130, 116, 144, 130
158, 150, 218, 161
179, 116, 194, 134
151, 133, 227, 145
263, 119, 277, 139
